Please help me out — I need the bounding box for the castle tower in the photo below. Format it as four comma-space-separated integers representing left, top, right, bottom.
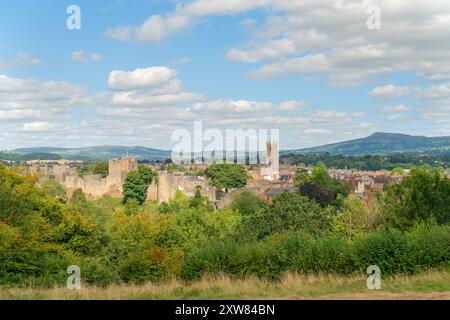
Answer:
108, 157, 138, 184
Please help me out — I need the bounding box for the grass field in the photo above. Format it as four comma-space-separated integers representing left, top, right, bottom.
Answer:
1, 271, 449, 300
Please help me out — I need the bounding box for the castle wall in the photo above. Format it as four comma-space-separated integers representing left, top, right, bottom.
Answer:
155, 172, 217, 203
40, 157, 139, 199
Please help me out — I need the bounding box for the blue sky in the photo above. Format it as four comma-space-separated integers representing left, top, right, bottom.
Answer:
1, 0, 449, 150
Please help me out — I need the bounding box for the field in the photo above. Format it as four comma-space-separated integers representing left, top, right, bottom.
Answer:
1, 271, 449, 300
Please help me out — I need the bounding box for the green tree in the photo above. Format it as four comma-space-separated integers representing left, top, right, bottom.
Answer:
238, 191, 330, 240
71, 188, 87, 203
123, 165, 155, 205
331, 194, 372, 239
381, 167, 450, 229
230, 191, 266, 215
189, 187, 203, 208
391, 167, 404, 175
299, 182, 333, 207
294, 169, 309, 186
93, 162, 109, 177
206, 163, 247, 192
310, 164, 351, 200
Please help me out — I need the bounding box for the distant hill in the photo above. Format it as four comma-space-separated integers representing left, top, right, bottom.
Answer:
9, 132, 450, 161
13, 146, 171, 161
0, 152, 62, 162
284, 132, 450, 156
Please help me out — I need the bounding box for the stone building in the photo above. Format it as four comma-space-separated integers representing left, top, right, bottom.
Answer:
33, 157, 139, 199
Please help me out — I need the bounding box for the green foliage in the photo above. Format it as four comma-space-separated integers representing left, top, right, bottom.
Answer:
189, 187, 203, 208
282, 154, 450, 171
41, 180, 67, 203
206, 163, 247, 192
0, 163, 449, 288
159, 202, 171, 214
310, 164, 351, 199
71, 188, 87, 203
299, 182, 333, 207
381, 167, 450, 229
123, 165, 155, 205
0, 152, 62, 162
238, 191, 330, 241
230, 191, 266, 216
331, 194, 375, 239
124, 198, 141, 215
183, 224, 450, 281
294, 164, 351, 207
76, 161, 109, 178
391, 167, 404, 175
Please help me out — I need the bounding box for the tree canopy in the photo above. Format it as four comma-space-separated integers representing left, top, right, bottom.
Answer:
123, 165, 155, 205
206, 163, 247, 192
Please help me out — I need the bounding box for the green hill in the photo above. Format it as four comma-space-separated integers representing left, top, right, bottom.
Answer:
285, 132, 450, 156
13, 146, 171, 161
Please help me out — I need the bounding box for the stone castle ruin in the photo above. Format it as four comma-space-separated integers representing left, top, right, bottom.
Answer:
29, 142, 284, 208
31, 157, 138, 199
31, 157, 219, 203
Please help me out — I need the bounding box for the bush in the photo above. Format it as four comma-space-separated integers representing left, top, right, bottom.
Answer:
183, 224, 450, 280
237, 191, 330, 241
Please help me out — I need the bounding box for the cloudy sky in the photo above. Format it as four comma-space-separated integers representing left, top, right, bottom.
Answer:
1, 0, 450, 150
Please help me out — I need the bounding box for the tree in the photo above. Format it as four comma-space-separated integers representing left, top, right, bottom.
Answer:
331, 194, 373, 239
206, 163, 247, 192
381, 167, 450, 229
189, 187, 203, 208
294, 169, 309, 187
123, 165, 155, 205
93, 162, 109, 177
71, 188, 87, 203
309, 164, 351, 200
238, 191, 330, 240
230, 191, 266, 215
299, 182, 333, 207
391, 167, 404, 175
159, 202, 171, 214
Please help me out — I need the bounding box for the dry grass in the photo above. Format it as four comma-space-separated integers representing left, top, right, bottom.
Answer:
1, 271, 449, 300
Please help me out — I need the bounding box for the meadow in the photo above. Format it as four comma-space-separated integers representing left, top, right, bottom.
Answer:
2, 271, 449, 300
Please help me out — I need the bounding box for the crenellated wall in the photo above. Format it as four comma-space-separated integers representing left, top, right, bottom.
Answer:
39, 157, 139, 199
155, 172, 217, 203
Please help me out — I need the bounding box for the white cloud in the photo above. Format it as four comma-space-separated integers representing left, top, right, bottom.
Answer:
138, 14, 191, 43
22, 122, 55, 132
303, 128, 332, 135
371, 84, 412, 99
103, 26, 132, 41
104, 0, 271, 44
278, 100, 307, 111
108, 67, 177, 90
193, 99, 273, 113
71, 50, 103, 63
379, 104, 410, 113
100, 0, 450, 90
312, 110, 351, 124
170, 57, 191, 66
0, 52, 41, 68
112, 91, 202, 106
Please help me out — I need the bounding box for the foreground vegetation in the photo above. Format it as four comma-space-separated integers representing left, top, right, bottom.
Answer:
0, 162, 449, 297
1, 271, 449, 300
